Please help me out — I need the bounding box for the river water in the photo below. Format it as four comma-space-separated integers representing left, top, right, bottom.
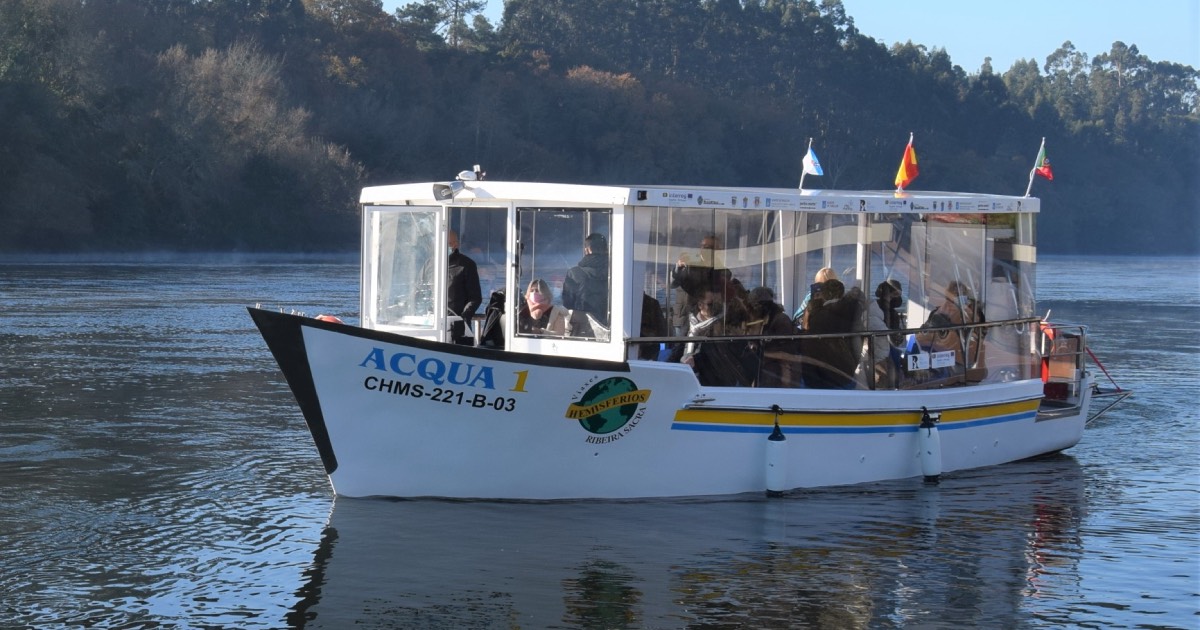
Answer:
0, 255, 1196, 629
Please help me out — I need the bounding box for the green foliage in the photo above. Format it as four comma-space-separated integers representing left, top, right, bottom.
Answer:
0, 0, 1195, 253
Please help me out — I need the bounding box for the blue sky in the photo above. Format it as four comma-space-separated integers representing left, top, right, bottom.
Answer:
382, 0, 1200, 71
839, 0, 1199, 72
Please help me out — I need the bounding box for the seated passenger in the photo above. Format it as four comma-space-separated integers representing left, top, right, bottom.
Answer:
716, 269, 752, 330
801, 279, 861, 389
954, 283, 987, 378
793, 266, 838, 326
916, 280, 986, 375
746, 286, 800, 388
516, 279, 569, 336
864, 280, 904, 388
668, 290, 752, 387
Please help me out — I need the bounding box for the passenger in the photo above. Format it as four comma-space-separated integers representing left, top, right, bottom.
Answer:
715, 268, 753, 330
864, 279, 904, 387
561, 233, 611, 328
672, 234, 753, 334
747, 286, 800, 388
800, 279, 861, 389
636, 293, 669, 360
668, 290, 752, 386
793, 266, 839, 326
516, 279, 570, 336
952, 281, 987, 375
916, 280, 986, 374
671, 233, 726, 311
447, 229, 482, 345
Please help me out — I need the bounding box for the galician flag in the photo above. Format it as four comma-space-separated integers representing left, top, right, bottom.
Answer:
798, 138, 823, 189
802, 147, 824, 176
894, 133, 918, 191
1034, 143, 1053, 180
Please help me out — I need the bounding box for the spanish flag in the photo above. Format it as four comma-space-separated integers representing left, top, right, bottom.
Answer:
894, 133, 918, 191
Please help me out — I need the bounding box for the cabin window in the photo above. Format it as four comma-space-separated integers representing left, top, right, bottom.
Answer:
983, 212, 1038, 381
864, 212, 916, 325
920, 214, 988, 305
445, 206, 508, 309
985, 213, 1036, 322
364, 206, 507, 341
882, 212, 1040, 382
632, 205, 782, 337
784, 212, 863, 325
515, 207, 611, 340
372, 210, 439, 329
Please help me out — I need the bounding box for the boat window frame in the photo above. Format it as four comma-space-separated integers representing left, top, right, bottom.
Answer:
513, 206, 614, 342
360, 204, 445, 337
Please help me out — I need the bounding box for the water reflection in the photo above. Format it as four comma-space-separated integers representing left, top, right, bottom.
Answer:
563, 560, 642, 629
291, 456, 1086, 629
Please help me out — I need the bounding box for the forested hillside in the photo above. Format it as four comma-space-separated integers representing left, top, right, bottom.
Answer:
1, 0, 1196, 253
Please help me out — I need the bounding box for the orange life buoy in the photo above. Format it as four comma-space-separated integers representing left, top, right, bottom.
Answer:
315, 314, 344, 324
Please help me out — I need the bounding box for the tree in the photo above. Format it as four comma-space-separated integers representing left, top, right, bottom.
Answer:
401, 0, 488, 49
1042, 41, 1091, 129
302, 0, 390, 29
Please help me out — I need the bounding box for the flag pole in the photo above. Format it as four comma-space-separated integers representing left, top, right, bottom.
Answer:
799, 137, 813, 190
1024, 137, 1045, 197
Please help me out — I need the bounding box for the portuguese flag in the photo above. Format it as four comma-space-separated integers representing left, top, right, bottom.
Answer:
1034, 143, 1054, 180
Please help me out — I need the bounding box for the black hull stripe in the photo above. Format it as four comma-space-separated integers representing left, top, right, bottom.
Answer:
250, 308, 340, 475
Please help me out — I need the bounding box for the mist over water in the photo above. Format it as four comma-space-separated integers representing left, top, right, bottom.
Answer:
0, 256, 1195, 628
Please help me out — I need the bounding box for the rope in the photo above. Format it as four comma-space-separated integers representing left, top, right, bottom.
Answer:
1085, 346, 1123, 391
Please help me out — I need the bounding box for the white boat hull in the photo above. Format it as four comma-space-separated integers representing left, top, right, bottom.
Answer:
253, 309, 1089, 500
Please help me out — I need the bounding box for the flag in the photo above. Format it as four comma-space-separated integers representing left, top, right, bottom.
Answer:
894, 137, 918, 190
1024, 137, 1053, 196
802, 147, 824, 176
1034, 143, 1053, 180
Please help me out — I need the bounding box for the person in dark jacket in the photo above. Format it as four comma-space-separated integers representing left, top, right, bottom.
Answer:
671, 233, 724, 316
801, 279, 861, 389
636, 293, 669, 360
562, 233, 611, 330
747, 287, 800, 388
667, 290, 751, 386
447, 230, 482, 345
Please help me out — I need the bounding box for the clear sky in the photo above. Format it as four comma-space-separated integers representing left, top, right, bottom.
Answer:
839, 0, 1200, 72
382, 0, 1200, 71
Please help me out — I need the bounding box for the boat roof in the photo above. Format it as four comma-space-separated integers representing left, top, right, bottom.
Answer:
361, 181, 1039, 214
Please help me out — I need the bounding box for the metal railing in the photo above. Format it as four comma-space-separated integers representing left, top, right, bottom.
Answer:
626, 317, 1045, 391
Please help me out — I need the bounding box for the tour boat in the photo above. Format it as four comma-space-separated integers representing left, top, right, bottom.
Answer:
250, 172, 1128, 499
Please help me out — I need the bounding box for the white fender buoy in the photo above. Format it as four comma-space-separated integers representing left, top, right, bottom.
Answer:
766, 404, 787, 497
918, 406, 942, 483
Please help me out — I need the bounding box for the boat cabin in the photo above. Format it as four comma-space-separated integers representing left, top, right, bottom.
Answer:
359, 179, 1044, 390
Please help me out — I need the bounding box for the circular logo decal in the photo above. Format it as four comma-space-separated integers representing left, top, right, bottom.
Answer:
565, 377, 650, 435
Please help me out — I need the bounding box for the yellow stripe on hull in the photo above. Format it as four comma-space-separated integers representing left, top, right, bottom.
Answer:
673, 398, 1042, 432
